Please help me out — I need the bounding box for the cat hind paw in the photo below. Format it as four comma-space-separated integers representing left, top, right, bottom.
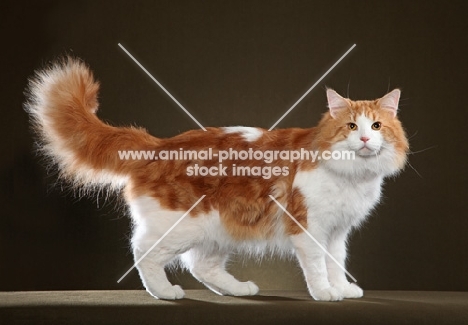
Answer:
231, 281, 259, 296
146, 284, 185, 300
209, 280, 259, 296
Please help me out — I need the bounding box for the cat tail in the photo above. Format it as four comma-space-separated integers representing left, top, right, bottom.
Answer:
25, 56, 160, 188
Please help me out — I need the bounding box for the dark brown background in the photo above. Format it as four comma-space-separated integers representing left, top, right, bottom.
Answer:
1, 0, 466, 292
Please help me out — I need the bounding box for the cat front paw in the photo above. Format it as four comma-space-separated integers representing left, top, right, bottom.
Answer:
340, 283, 363, 299
311, 287, 343, 301
146, 284, 185, 300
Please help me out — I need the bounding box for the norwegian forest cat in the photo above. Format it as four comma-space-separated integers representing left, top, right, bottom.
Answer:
25, 57, 408, 301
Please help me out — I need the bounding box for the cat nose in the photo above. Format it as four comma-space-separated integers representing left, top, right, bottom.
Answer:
360, 136, 370, 143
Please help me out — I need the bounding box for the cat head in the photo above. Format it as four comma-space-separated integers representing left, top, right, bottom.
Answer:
315, 89, 409, 177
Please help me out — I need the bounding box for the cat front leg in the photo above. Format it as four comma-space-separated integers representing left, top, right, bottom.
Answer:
326, 228, 363, 299
291, 231, 343, 301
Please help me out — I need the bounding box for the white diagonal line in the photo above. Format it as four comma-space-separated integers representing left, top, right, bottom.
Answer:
269, 195, 357, 283
118, 43, 207, 131
268, 44, 356, 131
117, 195, 206, 283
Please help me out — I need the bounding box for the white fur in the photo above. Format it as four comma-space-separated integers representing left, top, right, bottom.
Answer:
130, 196, 267, 299
291, 166, 381, 300
285, 114, 401, 300
223, 126, 263, 142
129, 117, 400, 301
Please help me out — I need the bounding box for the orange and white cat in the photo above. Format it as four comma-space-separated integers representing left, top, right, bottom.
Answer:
25, 57, 408, 301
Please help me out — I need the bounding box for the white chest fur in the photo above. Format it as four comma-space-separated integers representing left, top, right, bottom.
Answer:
293, 166, 383, 230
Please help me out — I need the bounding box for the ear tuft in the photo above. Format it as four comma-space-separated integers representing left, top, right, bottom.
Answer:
326, 89, 348, 119
379, 89, 400, 117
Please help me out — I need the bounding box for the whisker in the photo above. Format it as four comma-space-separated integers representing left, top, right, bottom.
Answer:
382, 139, 435, 156
407, 130, 419, 140
384, 139, 406, 145
381, 143, 396, 150
408, 145, 437, 155
407, 161, 423, 178
374, 149, 383, 173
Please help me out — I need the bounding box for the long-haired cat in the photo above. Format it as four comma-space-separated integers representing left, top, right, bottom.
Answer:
25, 57, 408, 301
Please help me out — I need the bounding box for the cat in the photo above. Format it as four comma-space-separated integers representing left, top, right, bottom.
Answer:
25, 57, 408, 301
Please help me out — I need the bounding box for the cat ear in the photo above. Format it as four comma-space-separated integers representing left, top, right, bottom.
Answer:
326, 89, 348, 119
378, 89, 400, 117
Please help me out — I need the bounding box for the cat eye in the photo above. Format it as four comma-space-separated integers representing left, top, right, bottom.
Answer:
371, 122, 382, 130
348, 123, 357, 130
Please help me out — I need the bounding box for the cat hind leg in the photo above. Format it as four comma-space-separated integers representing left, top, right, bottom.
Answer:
133, 245, 185, 300
129, 196, 205, 300
181, 248, 259, 296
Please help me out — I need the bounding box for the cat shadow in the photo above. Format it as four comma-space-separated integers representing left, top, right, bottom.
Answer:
174, 293, 306, 305
231, 294, 305, 302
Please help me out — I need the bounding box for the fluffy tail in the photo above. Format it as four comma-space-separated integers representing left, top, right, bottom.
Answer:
25, 57, 159, 188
